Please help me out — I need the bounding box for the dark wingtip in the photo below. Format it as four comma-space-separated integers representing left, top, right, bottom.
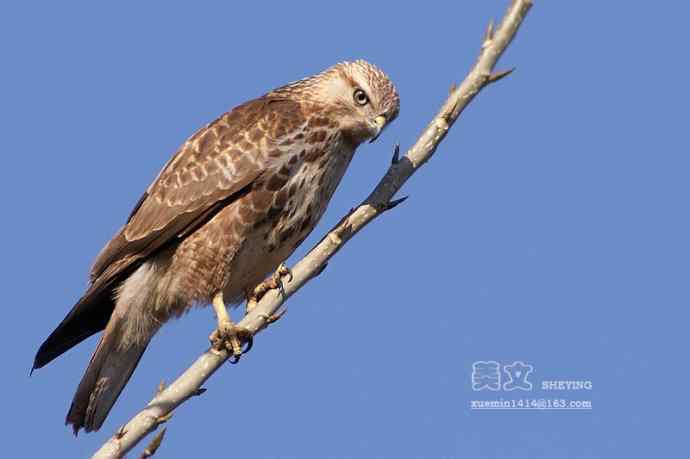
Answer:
32, 344, 50, 373
30, 349, 47, 376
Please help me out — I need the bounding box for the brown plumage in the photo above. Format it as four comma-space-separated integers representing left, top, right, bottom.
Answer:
33, 60, 400, 434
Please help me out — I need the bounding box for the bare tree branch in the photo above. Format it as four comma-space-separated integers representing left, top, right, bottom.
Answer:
91, 1, 532, 457
137, 428, 166, 459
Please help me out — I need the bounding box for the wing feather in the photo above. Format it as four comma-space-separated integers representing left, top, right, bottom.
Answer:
91, 97, 304, 282
35, 94, 309, 370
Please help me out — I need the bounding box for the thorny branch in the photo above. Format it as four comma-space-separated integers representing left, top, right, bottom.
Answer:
92, 1, 533, 457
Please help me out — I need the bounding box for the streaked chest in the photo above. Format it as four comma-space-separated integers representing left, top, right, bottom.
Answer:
224, 137, 355, 294
267, 137, 355, 255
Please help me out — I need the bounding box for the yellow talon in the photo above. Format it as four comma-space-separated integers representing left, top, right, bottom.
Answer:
209, 291, 252, 361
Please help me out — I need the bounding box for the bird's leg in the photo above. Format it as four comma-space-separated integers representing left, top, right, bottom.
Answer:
245, 263, 292, 323
209, 291, 253, 363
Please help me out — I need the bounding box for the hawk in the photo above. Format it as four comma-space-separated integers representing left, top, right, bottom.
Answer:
33, 60, 400, 434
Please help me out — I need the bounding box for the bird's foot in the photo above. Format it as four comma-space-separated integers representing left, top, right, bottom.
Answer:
209, 318, 253, 363
246, 263, 293, 314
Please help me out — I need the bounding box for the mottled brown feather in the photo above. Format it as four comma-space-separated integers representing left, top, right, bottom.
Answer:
34, 60, 401, 434
90, 98, 305, 282
34, 98, 306, 371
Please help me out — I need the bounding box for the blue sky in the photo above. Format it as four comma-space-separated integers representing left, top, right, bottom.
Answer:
1, 1, 688, 457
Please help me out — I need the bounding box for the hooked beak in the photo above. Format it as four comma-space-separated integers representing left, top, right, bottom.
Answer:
369, 115, 387, 143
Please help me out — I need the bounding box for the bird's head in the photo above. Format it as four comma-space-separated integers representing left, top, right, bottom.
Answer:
276, 60, 400, 146
321, 60, 400, 145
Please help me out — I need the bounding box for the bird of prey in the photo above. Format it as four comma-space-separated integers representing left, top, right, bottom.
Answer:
33, 60, 400, 434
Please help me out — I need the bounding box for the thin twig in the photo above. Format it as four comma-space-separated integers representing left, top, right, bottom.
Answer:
137, 428, 166, 459
91, 1, 532, 457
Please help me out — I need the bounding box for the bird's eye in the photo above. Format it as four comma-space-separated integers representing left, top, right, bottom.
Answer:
353, 88, 369, 106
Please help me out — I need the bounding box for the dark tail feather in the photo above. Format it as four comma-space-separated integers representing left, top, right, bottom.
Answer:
33, 284, 116, 372
66, 317, 149, 434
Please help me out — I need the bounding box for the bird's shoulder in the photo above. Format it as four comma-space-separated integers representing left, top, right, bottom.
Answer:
90, 96, 309, 282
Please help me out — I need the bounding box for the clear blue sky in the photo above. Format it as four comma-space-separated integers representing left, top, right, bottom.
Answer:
1, 1, 687, 457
